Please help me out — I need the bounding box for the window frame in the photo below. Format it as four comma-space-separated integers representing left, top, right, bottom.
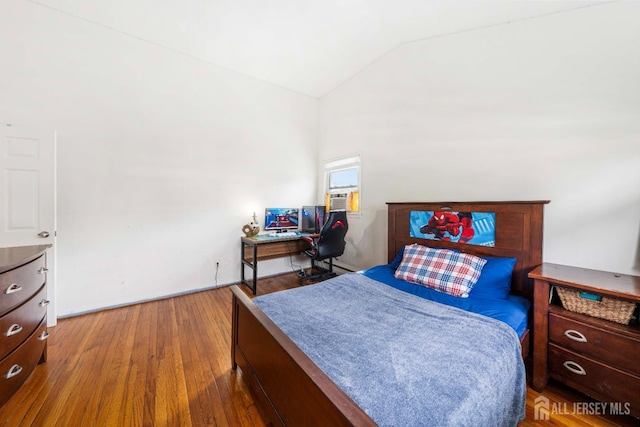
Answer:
323, 154, 361, 215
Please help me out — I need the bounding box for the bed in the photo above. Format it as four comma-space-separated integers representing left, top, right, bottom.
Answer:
230, 201, 548, 426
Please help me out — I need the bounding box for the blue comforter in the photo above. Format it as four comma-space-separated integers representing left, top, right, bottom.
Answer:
253, 273, 526, 427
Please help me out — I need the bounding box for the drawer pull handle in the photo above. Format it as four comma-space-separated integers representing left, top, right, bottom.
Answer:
39, 299, 50, 307
564, 329, 587, 343
38, 331, 49, 341
5, 283, 22, 294
38, 267, 49, 274
563, 361, 587, 376
6, 324, 23, 336
5, 364, 23, 379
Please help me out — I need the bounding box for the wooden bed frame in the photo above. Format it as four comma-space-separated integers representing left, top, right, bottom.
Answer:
230, 201, 548, 426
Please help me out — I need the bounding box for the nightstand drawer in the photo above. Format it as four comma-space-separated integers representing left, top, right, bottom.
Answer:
0, 255, 46, 314
549, 344, 640, 414
549, 311, 640, 376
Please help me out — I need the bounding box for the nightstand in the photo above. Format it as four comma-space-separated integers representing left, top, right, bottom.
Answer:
529, 263, 640, 418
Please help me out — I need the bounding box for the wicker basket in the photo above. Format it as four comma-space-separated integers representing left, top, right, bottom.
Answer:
555, 286, 636, 325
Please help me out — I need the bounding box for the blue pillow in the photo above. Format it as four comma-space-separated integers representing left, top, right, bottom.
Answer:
390, 247, 405, 269
469, 256, 517, 299
390, 245, 516, 300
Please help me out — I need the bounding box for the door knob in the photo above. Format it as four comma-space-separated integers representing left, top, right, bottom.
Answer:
38, 231, 50, 238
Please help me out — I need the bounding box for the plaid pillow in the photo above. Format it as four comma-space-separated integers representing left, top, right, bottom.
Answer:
394, 244, 487, 298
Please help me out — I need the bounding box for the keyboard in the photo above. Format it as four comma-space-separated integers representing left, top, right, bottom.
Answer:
269, 232, 298, 237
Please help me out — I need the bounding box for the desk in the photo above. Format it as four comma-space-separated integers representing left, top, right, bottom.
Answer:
240, 234, 313, 295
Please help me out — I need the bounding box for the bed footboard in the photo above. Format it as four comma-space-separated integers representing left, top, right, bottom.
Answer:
230, 285, 375, 427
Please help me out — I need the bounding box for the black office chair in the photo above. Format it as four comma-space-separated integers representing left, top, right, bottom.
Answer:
298, 210, 348, 285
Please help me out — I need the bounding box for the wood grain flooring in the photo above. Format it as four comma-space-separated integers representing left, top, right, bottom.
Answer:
0, 272, 637, 426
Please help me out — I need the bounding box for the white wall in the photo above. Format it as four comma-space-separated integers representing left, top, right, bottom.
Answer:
319, 2, 640, 276
0, 1, 318, 315
2, 1, 638, 317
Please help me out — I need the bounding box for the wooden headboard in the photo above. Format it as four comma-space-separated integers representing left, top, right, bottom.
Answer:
387, 201, 549, 300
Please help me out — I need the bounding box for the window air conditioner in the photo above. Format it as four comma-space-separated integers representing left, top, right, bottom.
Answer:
329, 193, 348, 211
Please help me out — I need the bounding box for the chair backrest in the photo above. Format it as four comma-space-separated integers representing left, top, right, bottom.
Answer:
314, 210, 348, 260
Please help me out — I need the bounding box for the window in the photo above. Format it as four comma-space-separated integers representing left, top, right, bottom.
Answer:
324, 154, 361, 214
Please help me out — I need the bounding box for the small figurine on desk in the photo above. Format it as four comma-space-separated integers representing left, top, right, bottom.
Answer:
242, 212, 260, 237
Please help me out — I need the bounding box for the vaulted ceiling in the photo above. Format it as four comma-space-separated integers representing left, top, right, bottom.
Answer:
36, 0, 601, 98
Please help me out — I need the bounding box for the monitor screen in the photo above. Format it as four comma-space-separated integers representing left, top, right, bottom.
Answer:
264, 208, 299, 231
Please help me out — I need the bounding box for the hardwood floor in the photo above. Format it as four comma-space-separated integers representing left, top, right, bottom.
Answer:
1, 272, 637, 426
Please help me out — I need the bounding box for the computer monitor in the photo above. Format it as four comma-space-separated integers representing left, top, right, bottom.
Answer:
301, 205, 326, 233
264, 208, 299, 232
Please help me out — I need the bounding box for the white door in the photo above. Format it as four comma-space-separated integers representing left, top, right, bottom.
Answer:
0, 123, 56, 325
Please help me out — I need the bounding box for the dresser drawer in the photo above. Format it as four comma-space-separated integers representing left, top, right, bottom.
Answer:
0, 286, 48, 360
0, 319, 47, 407
0, 255, 46, 314
549, 344, 640, 415
549, 311, 640, 376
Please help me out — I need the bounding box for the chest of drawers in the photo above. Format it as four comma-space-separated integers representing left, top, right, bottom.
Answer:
0, 245, 50, 406
530, 263, 640, 418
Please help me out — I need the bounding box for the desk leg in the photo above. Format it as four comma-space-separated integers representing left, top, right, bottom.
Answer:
240, 241, 258, 295
251, 245, 257, 295
240, 241, 245, 287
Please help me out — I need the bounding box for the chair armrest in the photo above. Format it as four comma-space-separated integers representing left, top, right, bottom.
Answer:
301, 236, 315, 245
